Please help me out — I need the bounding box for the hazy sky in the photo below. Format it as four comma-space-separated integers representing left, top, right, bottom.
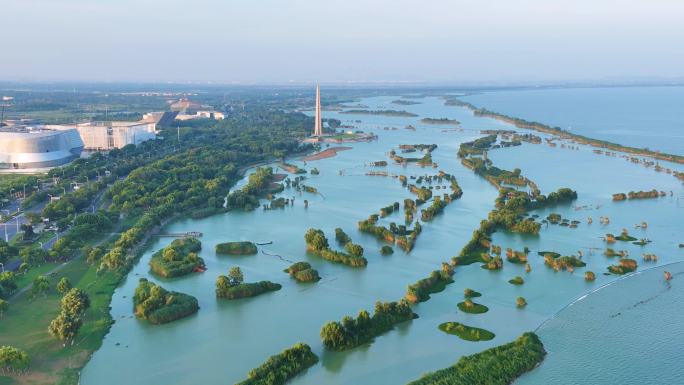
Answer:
3, 0, 684, 84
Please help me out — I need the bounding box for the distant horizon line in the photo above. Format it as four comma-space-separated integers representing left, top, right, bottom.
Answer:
1, 78, 684, 90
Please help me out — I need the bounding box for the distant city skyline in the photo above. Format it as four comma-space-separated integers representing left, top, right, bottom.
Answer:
3, 0, 684, 83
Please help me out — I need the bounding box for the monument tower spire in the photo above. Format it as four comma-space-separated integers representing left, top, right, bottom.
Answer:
314, 85, 323, 136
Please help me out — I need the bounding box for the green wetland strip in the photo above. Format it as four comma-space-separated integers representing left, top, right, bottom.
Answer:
406, 332, 545, 385
446, 97, 684, 165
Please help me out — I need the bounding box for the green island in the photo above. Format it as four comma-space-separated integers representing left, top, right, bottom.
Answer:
216, 241, 258, 255
463, 288, 481, 298
216, 266, 282, 299
390, 150, 434, 166
340, 109, 418, 117
607, 259, 638, 275
380, 245, 394, 255
320, 300, 417, 351
508, 276, 525, 285
457, 299, 489, 314
438, 322, 495, 341
457, 134, 497, 157
399, 143, 437, 152
543, 254, 586, 272
148, 238, 204, 278
446, 97, 684, 165
305, 228, 368, 267
608, 230, 638, 242
537, 251, 561, 258
506, 248, 529, 264
604, 248, 627, 257
481, 255, 503, 270
380, 202, 400, 217
407, 332, 546, 385
235, 343, 319, 385
460, 157, 528, 189
405, 264, 454, 303
133, 279, 199, 324
633, 238, 651, 246
391, 99, 422, 105
420, 117, 460, 125
408, 184, 433, 202
516, 297, 528, 308
358, 213, 423, 252
284, 262, 321, 283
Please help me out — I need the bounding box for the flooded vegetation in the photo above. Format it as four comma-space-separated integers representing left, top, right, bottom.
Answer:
69, 93, 684, 385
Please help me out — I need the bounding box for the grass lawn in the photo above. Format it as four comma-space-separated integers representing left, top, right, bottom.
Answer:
0, 222, 139, 385
13, 262, 60, 289
0, 257, 120, 385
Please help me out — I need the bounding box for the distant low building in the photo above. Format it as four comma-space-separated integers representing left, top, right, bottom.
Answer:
49, 120, 157, 150
0, 125, 83, 171
175, 110, 225, 121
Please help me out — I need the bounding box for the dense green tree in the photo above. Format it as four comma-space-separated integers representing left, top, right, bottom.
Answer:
304, 228, 329, 251
100, 247, 126, 271
20, 224, 34, 239
236, 343, 318, 385
320, 300, 416, 351
0, 272, 16, 299
407, 332, 545, 385
20, 247, 49, 265
228, 266, 245, 286
48, 311, 82, 345
56, 277, 72, 295
0, 241, 17, 264
60, 288, 90, 317
0, 345, 30, 374
31, 275, 50, 297
216, 276, 231, 292
344, 242, 364, 257
0, 299, 8, 318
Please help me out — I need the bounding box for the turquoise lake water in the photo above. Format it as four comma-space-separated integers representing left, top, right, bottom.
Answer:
517, 262, 684, 385
80, 92, 684, 385
461, 86, 684, 156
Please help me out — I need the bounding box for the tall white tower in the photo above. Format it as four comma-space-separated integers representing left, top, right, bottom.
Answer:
313, 85, 323, 136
